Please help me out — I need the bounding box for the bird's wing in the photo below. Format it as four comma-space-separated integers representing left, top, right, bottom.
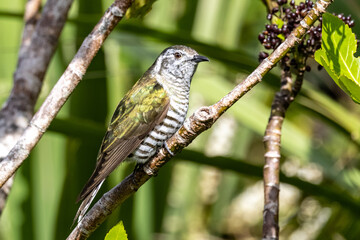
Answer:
77, 76, 170, 203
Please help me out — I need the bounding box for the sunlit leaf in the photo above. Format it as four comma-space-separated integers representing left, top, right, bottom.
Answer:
104, 221, 128, 240
272, 16, 285, 40
125, 0, 157, 18
315, 13, 360, 103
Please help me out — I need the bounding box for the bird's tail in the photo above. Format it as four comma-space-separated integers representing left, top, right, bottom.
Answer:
72, 180, 105, 227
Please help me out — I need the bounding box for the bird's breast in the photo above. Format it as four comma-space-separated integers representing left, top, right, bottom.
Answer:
131, 95, 189, 163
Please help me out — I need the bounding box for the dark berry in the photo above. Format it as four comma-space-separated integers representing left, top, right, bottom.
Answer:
264, 43, 272, 49
258, 33, 265, 42
282, 25, 289, 33
271, 38, 277, 46
348, 20, 355, 28
272, 7, 279, 14
273, 25, 278, 32
310, 38, 315, 46
258, 52, 269, 62
259, 51, 269, 59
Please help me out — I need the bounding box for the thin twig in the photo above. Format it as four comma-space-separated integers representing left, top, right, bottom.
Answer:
0, 0, 73, 214
0, 0, 135, 186
67, 1, 334, 239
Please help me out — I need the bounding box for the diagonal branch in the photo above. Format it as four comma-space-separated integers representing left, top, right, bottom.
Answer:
0, 0, 135, 186
0, 0, 73, 214
67, 1, 334, 239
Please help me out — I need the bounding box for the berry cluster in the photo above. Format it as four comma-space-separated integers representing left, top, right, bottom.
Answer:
258, 0, 355, 71
335, 13, 355, 28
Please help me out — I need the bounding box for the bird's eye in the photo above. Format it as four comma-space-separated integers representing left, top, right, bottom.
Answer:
174, 52, 182, 59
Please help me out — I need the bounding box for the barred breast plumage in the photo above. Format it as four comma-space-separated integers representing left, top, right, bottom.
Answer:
131, 89, 189, 162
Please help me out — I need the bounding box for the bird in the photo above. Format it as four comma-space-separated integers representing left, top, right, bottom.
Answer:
74, 45, 209, 224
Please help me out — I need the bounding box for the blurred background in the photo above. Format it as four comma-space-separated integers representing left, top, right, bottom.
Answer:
0, 0, 360, 239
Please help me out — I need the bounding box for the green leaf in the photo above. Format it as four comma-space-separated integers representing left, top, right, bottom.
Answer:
125, 0, 157, 18
315, 13, 360, 103
272, 16, 285, 40
104, 221, 128, 240
272, 15, 284, 28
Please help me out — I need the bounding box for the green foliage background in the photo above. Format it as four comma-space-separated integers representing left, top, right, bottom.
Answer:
0, 0, 360, 239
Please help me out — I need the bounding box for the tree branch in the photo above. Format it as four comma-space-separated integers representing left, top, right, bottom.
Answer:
0, 0, 73, 214
68, 1, 334, 238
262, 59, 305, 239
262, 19, 313, 236
0, 0, 135, 186
20, 0, 41, 53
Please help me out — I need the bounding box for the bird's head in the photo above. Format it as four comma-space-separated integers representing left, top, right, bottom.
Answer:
153, 45, 209, 82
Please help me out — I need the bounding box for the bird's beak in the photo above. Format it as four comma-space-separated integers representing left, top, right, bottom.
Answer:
192, 55, 209, 63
